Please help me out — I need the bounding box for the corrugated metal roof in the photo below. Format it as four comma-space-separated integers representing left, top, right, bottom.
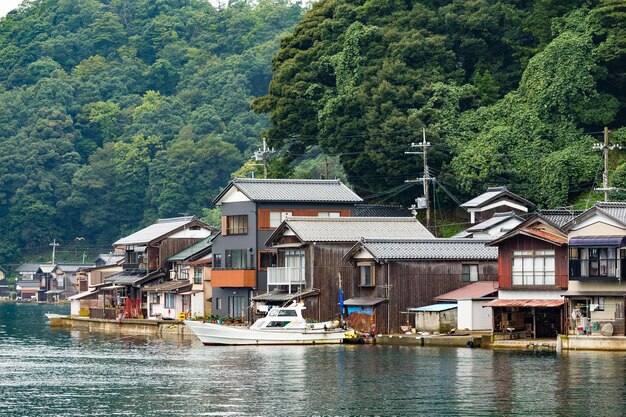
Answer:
280, 217, 433, 243
104, 269, 164, 286
214, 178, 363, 204
252, 289, 319, 302
143, 280, 191, 293
408, 303, 458, 312
114, 217, 198, 246
434, 282, 499, 301
353, 204, 412, 217
485, 299, 564, 308
167, 236, 213, 262
461, 186, 534, 209
357, 238, 497, 261
344, 297, 387, 307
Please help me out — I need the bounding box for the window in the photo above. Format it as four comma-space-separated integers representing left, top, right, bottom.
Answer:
259, 252, 277, 271
164, 293, 176, 308
225, 215, 248, 235
225, 249, 248, 269
285, 250, 305, 268
150, 293, 160, 304
56, 277, 65, 289
269, 211, 292, 228
593, 296, 605, 311
462, 265, 479, 282
179, 267, 189, 281
194, 267, 202, 284
228, 296, 245, 319
570, 248, 618, 278
360, 265, 374, 287
512, 250, 555, 286
215, 297, 222, 310
317, 212, 341, 218
126, 250, 138, 264
213, 254, 222, 268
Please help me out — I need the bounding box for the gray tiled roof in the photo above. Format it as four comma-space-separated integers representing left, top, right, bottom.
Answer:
104, 269, 164, 286
280, 217, 433, 243
353, 204, 412, 217
358, 239, 497, 260
466, 212, 522, 232
596, 202, 626, 226
114, 217, 204, 246
16, 263, 42, 273
461, 186, 534, 209
537, 209, 584, 228
215, 178, 362, 204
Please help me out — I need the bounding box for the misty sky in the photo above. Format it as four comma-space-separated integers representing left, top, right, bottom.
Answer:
0, 0, 21, 18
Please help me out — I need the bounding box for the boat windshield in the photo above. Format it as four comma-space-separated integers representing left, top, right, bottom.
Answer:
277, 310, 297, 317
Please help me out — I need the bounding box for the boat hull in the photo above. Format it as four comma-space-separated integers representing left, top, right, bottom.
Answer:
184, 320, 346, 345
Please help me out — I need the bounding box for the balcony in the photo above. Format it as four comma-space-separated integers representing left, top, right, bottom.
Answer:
267, 267, 305, 291
212, 269, 256, 288
569, 259, 626, 280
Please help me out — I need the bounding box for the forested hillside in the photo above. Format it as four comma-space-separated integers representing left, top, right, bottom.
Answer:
0, 0, 303, 265
255, 0, 626, 208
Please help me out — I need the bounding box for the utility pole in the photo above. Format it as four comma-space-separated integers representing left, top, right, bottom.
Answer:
405, 128, 433, 229
252, 137, 275, 179
49, 239, 59, 265
593, 127, 622, 200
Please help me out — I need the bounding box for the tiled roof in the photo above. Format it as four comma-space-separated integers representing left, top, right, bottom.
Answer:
434, 281, 498, 301
214, 178, 362, 204
167, 236, 213, 262
114, 217, 201, 246
143, 280, 192, 293
537, 209, 583, 228
276, 217, 433, 243
16, 263, 42, 273
95, 254, 124, 265
16, 280, 40, 289
357, 238, 497, 261
104, 269, 164, 286
57, 264, 94, 273
596, 202, 626, 226
353, 204, 412, 217
461, 186, 534, 209
523, 228, 568, 245
252, 289, 319, 302
465, 212, 522, 232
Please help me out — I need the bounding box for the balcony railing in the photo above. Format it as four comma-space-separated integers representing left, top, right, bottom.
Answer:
267, 267, 305, 291
569, 259, 626, 280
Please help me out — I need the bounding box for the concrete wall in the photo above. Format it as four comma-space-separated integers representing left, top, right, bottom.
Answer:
191, 292, 204, 317
415, 309, 457, 333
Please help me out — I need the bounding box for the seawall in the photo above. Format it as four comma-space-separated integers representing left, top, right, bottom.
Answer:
50, 316, 194, 337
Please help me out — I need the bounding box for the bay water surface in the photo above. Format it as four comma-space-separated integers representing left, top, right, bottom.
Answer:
1, 303, 626, 416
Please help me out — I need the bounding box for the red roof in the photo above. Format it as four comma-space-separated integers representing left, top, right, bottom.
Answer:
485, 299, 565, 308
434, 281, 498, 301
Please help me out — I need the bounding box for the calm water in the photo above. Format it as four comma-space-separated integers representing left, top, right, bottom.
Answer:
2, 303, 626, 416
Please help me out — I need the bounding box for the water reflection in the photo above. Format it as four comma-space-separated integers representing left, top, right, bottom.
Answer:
4, 303, 626, 416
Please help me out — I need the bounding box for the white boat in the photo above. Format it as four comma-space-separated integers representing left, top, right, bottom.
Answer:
184, 303, 348, 345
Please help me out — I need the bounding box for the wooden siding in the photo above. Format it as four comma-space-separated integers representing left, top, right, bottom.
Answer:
212, 269, 255, 287
495, 235, 568, 290
258, 209, 352, 230
298, 242, 498, 333
157, 238, 203, 270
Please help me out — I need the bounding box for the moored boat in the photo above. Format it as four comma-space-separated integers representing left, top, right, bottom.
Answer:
184, 303, 348, 345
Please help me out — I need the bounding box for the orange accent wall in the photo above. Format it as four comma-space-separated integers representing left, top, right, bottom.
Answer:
211, 269, 256, 288
258, 209, 352, 230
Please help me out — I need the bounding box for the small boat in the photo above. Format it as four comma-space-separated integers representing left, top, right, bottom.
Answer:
184, 302, 348, 345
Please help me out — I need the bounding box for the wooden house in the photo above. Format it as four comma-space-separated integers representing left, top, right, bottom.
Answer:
263, 216, 440, 333
342, 238, 498, 334
485, 211, 579, 338
210, 178, 363, 321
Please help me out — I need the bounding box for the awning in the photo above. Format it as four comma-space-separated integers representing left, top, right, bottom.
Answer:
485, 299, 565, 308
100, 285, 126, 291
343, 297, 387, 307
562, 290, 626, 297
408, 303, 457, 312
142, 280, 191, 293
134, 246, 147, 252
45, 290, 66, 295
270, 243, 304, 249
252, 288, 319, 302
180, 290, 202, 295
67, 290, 99, 301
569, 236, 626, 247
